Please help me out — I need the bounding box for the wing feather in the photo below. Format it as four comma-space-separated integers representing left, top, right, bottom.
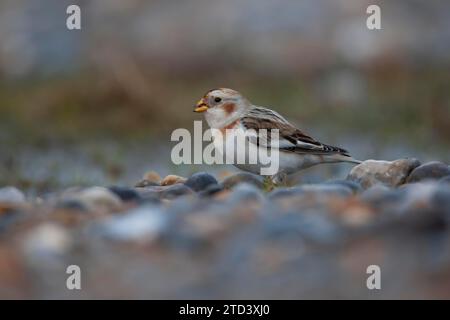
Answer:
241, 107, 350, 156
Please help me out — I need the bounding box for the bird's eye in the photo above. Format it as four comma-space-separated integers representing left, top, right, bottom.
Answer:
214, 97, 222, 103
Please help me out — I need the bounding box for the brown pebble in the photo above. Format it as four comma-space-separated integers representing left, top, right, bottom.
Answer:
161, 175, 187, 186
142, 171, 161, 184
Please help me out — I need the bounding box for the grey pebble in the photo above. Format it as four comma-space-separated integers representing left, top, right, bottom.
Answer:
406, 161, 450, 183
0, 186, 26, 204
92, 205, 167, 242
109, 186, 142, 202
184, 172, 218, 192
347, 158, 421, 189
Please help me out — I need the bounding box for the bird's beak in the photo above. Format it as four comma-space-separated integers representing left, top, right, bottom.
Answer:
194, 99, 209, 113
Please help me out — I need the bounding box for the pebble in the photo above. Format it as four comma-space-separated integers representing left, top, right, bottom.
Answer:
162, 209, 231, 250
0, 187, 26, 204
160, 184, 194, 199
161, 175, 187, 186
324, 179, 362, 194
0, 210, 25, 234
55, 199, 88, 212
135, 171, 162, 188
198, 184, 224, 198
347, 158, 421, 189
184, 172, 218, 192
65, 187, 123, 213
135, 184, 194, 200
269, 184, 353, 200
360, 184, 394, 203
299, 184, 353, 197
109, 186, 141, 202
359, 185, 407, 215
134, 179, 160, 188
382, 182, 448, 226
268, 187, 305, 200
406, 161, 450, 183
22, 223, 72, 259
93, 205, 167, 242
142, 171, 161, 184
3, 155, 450, 299
359, 182, 447, 224
440, 175, 450, 185
221, 173, 264, 190
399, 182, 441, 211
263, 212, 342, 245
227, 183, 264, 203
433, 187, 450, 217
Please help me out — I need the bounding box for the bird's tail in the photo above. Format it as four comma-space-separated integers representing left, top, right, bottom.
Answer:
345, 157, 362, 165
329, 154, 362, 165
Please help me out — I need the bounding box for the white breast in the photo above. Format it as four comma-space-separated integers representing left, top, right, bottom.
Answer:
211, 124, 270, 174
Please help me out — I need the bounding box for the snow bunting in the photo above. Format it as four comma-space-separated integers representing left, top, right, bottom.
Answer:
194, 88, 361, 184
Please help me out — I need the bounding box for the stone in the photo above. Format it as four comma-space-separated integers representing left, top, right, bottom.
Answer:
360, 185, 404, 210
400, 182, 441, 208
433, 187, 450, 217
440, 175, 450, 185
135, 171, 162, 187
347, 158, 421, 189
221, 173, 264, 190
0, 187, 25, 204
109, 186, 142, 202
160, 184, 194, 199
360, 184, 393, 203
134, 187, 162, 203
364, 182, 449, 224
22, 223, 72, 259
263, 212, 342, 245
324, 179, 362, 194
142, 171, 161, 184
299, 184, 353, 197
93, 205, 167, 242
135, 185, 163, 195
269, 184, 352, 199
134, 179, 160, 188
184, 172, 218, 192
55, 199, 88, 212
0, 211, 24, 234
268, 187, 305, 200
227, 183, 264, 203
406, 161, 450, 183
389, 182, 444, 222
198, 184, 224, 198
62, 187, 122, 213
136, 184, 194, 200
161, 175, 187, 186
162, 213, 228, 251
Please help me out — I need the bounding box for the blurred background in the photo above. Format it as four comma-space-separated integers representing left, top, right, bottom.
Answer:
1, 0, 449, 193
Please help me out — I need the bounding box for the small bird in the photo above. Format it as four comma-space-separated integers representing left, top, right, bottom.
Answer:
194, 88, 361, 184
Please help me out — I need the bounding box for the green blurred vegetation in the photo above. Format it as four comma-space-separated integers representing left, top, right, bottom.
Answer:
1, 63, 449, 193
1, 64, 449, 150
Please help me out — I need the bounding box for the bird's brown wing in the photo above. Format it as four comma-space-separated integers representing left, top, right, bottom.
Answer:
241, 107, 350, 155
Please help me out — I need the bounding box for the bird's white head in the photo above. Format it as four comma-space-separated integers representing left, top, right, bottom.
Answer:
194, 88, 251, 128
